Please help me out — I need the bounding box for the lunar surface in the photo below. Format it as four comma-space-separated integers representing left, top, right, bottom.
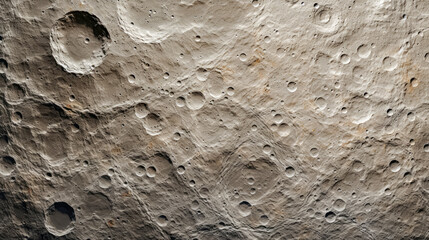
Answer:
0, 0, 428, 239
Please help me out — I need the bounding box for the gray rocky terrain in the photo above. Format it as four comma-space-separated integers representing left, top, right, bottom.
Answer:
0, 0, 428, 239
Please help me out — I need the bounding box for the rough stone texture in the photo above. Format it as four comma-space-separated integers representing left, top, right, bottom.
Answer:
0, 0, 428, 239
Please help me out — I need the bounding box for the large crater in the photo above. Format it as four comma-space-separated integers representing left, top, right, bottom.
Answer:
50, 11, 110, 74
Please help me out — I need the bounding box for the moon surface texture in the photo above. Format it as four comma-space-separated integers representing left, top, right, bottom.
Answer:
0, 0, 428, 239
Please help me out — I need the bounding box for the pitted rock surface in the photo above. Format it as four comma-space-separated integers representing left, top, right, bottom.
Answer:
0, 0, 428, 239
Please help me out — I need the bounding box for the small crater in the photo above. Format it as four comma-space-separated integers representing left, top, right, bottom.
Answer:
340, 54, 350, 64
285, 166, 295, 177
325, 211, 336, 223
191, 200, 199, 210
278, 123, 291, 137
424, 144, 429, 153
247, 177, 255, 185
135, 165, 146, 177
238, 201, 252, 217
147, 166, 157, 178
352, 66, 370, 84
0, 156, 16, 176
98, 175, 112, 189
333, 199, 346, 211
410, 77, 419, 87
128, 74, 136, 83
45, 202, 76, 236
357, 44, 371, 58
260, 215, 269, 225
316, 9, 331, 24
382, 56, 398, 71
157, 215, 168, 226
163, 72, 169, 79
11, 112, 23, 124
186, 91, 205, 110
252, 0, 260, 7
176, 97, 186, 107
177, 165, 185, 174
389, 160, 400, 172
310, 148, 319, 158
239, 53, 247, 62
173, 132, 181, 141
226, 87, 235, 96
0, 58, 8, 72
273, 114, 283, 124
287, 82, 297, 92
263, 145, 272, 154
315, 97, 327, 110
352, 160, 364, 172
407, 112, 415, 121
142, 113, 163, 135
196, 68, 209, 81
200, 187, 209, 198
134, 103, 149, 118
189, 180, 196, 187
6, 84, 26, 103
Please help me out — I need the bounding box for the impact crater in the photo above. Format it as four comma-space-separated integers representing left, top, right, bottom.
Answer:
50, 11, 110, 74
